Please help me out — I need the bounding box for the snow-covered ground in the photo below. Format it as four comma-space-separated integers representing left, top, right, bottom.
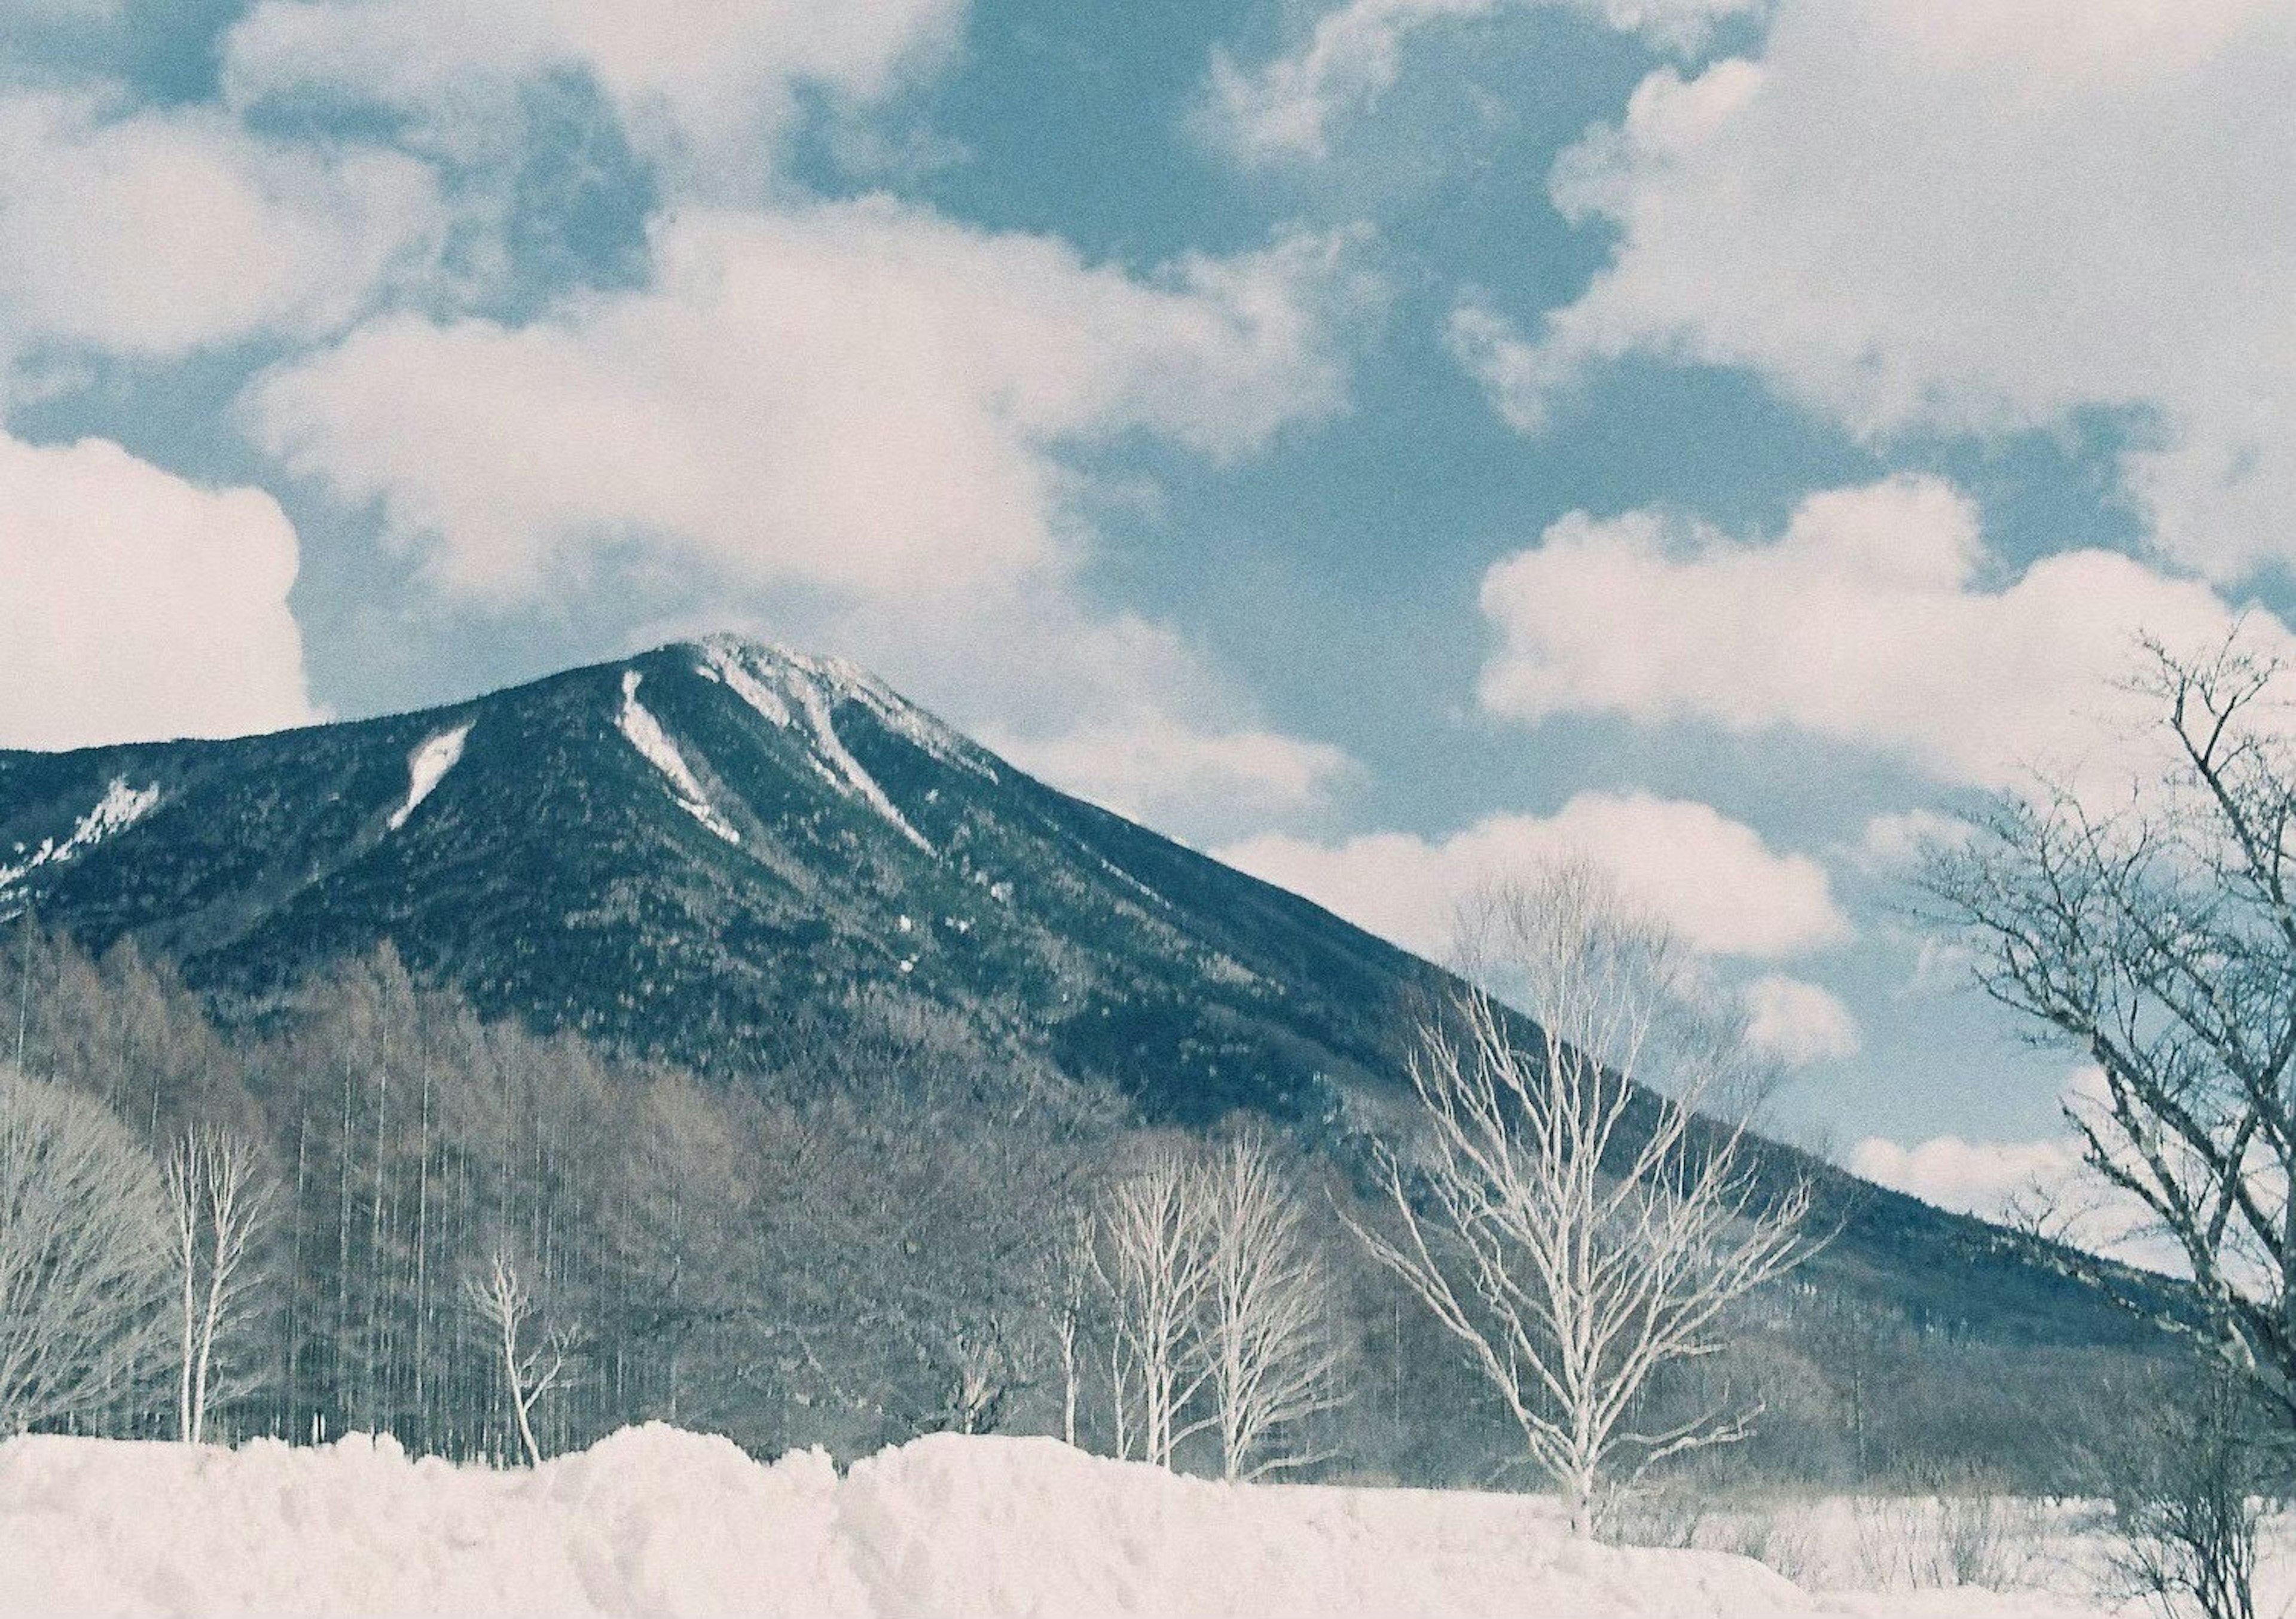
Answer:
0, 1425, 2166, 1618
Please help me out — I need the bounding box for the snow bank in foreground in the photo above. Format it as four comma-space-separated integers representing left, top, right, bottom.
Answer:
0, 1425, 2108, 1618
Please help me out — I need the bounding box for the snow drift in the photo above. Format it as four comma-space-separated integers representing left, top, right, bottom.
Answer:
0, 1425, 2106, 1617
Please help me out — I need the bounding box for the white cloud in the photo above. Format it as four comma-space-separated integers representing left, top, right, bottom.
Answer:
252, 203, 1353, 602
1476, 0, 2296, 580
1218, 790, 1848, 960
992, 713, 1351, 847
0, 91, 442, 361
0, 432, 318, 750
224, 0, 964, 192
1743, 973, 1858, 1066
771, 591, 1360, 849
1476, 475, 2286, 789
1848, 1131, 2083, 1228
1901, 934, 1979, 998
1855, 808, 1970, 872
1851, 1066, 2181, 1266
1205, 0, 1759, 164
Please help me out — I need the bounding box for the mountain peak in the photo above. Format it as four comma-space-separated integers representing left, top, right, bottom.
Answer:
673, 633, 997, 790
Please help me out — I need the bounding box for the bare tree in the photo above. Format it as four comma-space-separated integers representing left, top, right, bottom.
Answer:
163, 1128, 270, 1443
1921, 633, 2296, 1419
0, 1066, 172, 1432
465, 1247, 577, 1467
1350, 865, 1812, 1534
2102, 1367, 2275, 1619
1049, 1213, 1094, 1447
1199, 1126, 1344, 1480
1091, 1143, 1215, 1468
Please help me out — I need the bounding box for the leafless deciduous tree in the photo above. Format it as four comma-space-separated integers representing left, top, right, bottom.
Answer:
1092, 1143, 1214, 1468
1049, 1212, 1095, 1448
1086, 1130, 1342, 1477
465, 1247, 577, 1467
1921, 634, 2296, 1419
1351, 865, 1813, 1535
1199, 1127, 1343, 1481
0, 1066, 171, 1432
164, 1127, 270, 1443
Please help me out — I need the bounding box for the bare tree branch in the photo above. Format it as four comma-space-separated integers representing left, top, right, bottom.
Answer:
1921, 630, 2296, 1420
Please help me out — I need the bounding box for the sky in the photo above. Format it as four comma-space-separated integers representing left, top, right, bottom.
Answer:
3, 0, 2294, 1227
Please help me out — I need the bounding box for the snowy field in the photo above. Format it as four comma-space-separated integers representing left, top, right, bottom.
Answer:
0, 1424, 2218, 1618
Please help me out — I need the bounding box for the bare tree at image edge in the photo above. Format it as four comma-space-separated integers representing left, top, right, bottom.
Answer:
1349, 869, 1814, 1536
0, 1067, 173, 1434
1919, 634, 2296, 1424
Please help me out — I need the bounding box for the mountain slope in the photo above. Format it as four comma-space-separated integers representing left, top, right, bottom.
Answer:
0, 637, 1425, 1125
0, 636, 2169, 1351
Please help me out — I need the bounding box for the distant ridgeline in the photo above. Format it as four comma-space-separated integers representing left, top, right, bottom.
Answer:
0, 637, 2190, 1483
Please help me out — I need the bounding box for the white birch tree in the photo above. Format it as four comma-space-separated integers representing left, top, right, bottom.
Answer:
1091, 1144, 1214, 1468
0, 1067, 171, 1432
1048, 1213, 1095, 1448
163, 1127, 270, 1443
1350, 865, 1812, 1534
1199, 1127, 1343, 1480
465, 1247, 577, 1467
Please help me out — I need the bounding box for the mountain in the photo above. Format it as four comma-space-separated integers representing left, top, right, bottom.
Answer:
0, 635, 2171, 1352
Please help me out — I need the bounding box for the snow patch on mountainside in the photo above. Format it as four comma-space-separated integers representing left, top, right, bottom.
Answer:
0, 1425, 2111, 1618
616, 673, 741, 845
0, 776, 161, 910
826, 662, 1000, 784
695, 635, 996, 783
696, 637, 795, 728
387, 723, 472, 831
689, 638, 938, 851
784, 670, 934, 853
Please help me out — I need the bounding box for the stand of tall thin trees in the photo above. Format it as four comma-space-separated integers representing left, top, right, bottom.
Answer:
0, 917, 2162, 1496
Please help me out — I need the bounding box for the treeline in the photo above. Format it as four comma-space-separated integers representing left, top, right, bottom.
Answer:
4, 924, 1348, 1470
1, 922, 2168, 1490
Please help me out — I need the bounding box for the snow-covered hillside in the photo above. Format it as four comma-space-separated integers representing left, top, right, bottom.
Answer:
0, 1425, 2115, 1618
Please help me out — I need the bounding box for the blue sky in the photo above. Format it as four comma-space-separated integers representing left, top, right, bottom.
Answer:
4, 0, 2294, 1224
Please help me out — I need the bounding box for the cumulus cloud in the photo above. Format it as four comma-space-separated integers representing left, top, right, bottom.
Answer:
251, 203, 1353, 601
0, 432, 319, 750
1476, 475, 2286, 789
224, 0, 964, 191
1742, 973, 1859, 1067
1851, 1067, 2179, 1266
1472, 0, 2296, 579
992, 714, 1351, 847
0, 91, 442, 361
1205, 0, 1759, 164
1848, 1132, 2084, 1228
1218, 790, 1848, 960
